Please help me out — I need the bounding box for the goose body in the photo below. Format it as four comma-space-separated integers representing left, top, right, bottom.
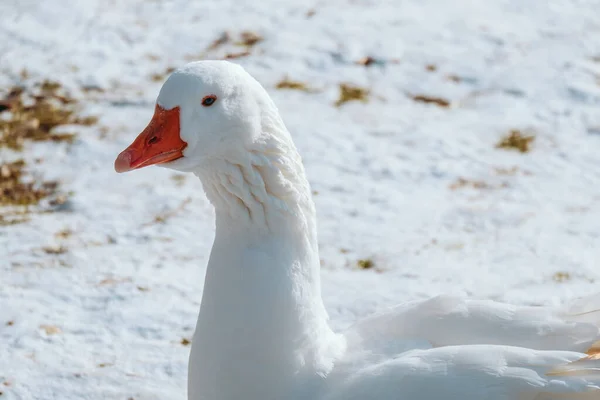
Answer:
115, 60, 600, 400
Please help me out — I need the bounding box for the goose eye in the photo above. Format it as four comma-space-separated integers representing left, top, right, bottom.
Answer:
201, 95, 217, 107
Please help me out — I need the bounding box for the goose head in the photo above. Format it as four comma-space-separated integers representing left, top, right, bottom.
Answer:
115, 60, 279, 174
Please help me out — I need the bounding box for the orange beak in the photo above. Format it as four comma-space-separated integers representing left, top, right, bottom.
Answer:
114, 104, 188, 173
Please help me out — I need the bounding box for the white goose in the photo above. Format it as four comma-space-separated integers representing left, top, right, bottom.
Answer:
115, 60, 600, 400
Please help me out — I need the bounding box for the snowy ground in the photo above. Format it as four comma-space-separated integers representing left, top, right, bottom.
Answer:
1, 0, 600, 398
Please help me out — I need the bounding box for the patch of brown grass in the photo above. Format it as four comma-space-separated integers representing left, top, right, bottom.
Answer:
553, 271, 571, 283
411, 94, 450, 108
0, 159, 68, 225
98, 277, 132, 286
275, 77, 315, 92
449, 177, 509, 190
355, 56, 398, 67
42, 245, 68, 255
449, 177, 510, 190
142, 197, 192, 227
187, 31, 263, 61
235, 31, 263, 47
356, 56, 376, 66
224, 51, 251, 60
0, 160, 59, 206
149, 67, 176, 82
494, 166, 519, 175
449, 178, 492, 190
357, 258, 374, 270
0, 213, 29, 226
0, 81, 97, 150
39, 324, 62, 335
335, 84, 370, 107
80, 84, 105, 94
496, 130, 535, 153
55, 228, 73, 239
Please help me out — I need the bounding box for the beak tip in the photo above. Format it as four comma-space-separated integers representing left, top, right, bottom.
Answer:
114, 151, 133, 173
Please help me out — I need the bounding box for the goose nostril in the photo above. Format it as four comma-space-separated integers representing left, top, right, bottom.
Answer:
148, 136, 159, 145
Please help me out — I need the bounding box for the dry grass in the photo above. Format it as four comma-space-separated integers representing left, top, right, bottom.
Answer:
235, 31, 263, 47
39, 324, 62, 335
0, 159, 69, 225
356, 56, 376, 66
0, 160, 59, 207
449, 177, 510, 190
187, 31, 262, 61
142, 197, 192, 227
98, 277, 132, 286
496, 130, 535, 153
335, 84, 370, 107
553, 271, 571, 283
357, 258, 374, 270
0, 79, 89, 225
224, 51, 251, 60
0, 213, 29, 226
275, 77, 315, 92
150, 67, 176, 82
449, 177, 492, 190
355, 56, 399, 67
0, 81, 97, 150
411, 94, 450, 108
55, 228, 73, 239
42, 245, 68, 255
494, 166, 519, 175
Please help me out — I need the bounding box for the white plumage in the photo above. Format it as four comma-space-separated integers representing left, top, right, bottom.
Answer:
115, 60, 600, 400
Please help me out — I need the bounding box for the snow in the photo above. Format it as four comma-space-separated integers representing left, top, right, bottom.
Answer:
1, 0, 600, 398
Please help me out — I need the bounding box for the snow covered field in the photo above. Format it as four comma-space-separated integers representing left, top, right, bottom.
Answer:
1, 0, 600, 398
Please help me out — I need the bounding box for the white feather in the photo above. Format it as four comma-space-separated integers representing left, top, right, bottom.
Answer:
122, 60, 600, 400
